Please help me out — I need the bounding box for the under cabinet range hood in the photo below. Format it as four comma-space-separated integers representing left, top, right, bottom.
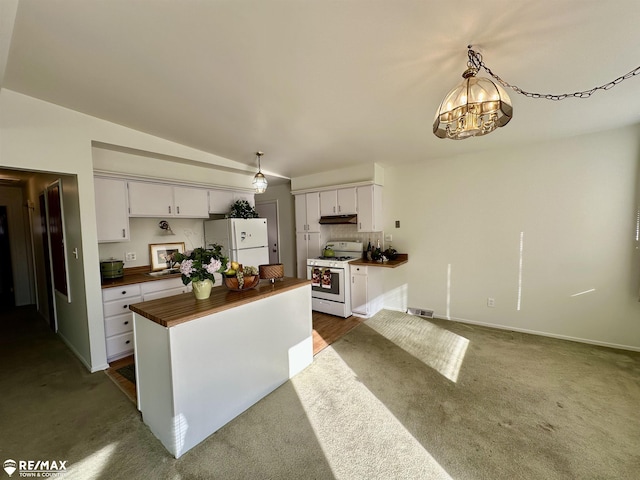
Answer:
318, 214, 358, 225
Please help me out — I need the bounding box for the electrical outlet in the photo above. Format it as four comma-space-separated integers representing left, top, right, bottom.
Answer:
385, 234, 392, 242
126, 252, 136, 261
487, 297, 495, 307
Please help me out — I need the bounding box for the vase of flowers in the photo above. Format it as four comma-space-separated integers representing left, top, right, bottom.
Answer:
172, 244, 228, 300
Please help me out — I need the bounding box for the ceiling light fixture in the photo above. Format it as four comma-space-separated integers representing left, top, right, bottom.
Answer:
433, 48, 512, 140
252, 151, 268, 194
434, 46, 640, 140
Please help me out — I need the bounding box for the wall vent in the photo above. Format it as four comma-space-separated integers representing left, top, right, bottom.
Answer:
407, 307, 434, 318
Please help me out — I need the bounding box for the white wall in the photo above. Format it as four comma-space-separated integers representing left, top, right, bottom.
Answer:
383, 126, 640, 350
0, 89, 259, 371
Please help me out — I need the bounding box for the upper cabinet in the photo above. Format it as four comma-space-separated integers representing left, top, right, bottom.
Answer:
356, 185, 383, 232
128, 181, 209, 218
208, 189, 234, 214
95, 177, 130, 243
295, 192, 321, 233
128, 182, 174, 216
209, 190, 255, 214
320, 187, 357, 216
173, 187, 209, 217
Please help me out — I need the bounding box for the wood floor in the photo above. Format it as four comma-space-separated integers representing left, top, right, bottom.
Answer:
105, 311, 365, 404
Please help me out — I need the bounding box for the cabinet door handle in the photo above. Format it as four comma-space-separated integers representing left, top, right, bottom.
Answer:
122, 229, 126, 238
168, 206, 172, 214
121, 290, 127, 295
333, 206, 336, 213
125, 340, 130, 345
123, 305, 128, 309
177, 206, 180, 214
124, 321, 129, 325
338, 205, 341, 213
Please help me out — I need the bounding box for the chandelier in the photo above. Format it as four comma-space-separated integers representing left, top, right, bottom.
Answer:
434, 46, 640, 140
252, 151, 268, 194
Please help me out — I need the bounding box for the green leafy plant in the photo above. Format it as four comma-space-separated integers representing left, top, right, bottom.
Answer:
228, 200, 259, 218
173, 244, 228, 285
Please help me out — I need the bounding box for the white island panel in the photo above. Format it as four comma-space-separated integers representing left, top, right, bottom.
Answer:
133, 283, 312, 458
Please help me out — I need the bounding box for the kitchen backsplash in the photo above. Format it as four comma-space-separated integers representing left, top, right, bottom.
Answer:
326, 225, 385, 251
98, 217, 206, 268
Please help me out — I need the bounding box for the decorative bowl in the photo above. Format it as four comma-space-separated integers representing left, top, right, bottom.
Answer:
224, 275, 260, 291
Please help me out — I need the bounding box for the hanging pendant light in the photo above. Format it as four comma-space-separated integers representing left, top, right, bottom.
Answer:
252, 151, 268, 194
433, 50, 512, 140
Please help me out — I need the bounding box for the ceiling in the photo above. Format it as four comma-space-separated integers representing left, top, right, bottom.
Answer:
3, 0, 640, 181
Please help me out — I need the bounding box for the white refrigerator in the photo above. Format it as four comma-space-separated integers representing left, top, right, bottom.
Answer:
204, 218, 269, 267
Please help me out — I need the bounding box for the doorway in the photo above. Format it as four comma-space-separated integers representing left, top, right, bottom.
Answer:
255, 200, 280, 265
0, 206, 15, 310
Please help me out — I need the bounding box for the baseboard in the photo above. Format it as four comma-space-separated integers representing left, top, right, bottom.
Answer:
434, 314, 640, 353
56, 331, 96, 372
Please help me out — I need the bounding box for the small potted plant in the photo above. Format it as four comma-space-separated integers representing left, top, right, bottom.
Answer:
173, 244, 228, 299
228, 200, 259, 219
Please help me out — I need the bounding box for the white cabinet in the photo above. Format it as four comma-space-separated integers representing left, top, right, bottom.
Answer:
356, 185, 383, 232
296, 232, 323, 278
128, 181, 209, 218
350, 265, 383, 318
209, 190, 255, 214
233, 191, 255, 207
102, 277, 191, 362
128, 181, 174, 216
95, 177, 130, 242
209, 189, 234, 214
320, 188, 357, 216
295, 193, 321, 233
173, 187, 209, 217
102, 284, 142, 362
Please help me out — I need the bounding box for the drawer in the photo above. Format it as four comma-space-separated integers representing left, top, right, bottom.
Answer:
104, 312, 134, 337
141, 277, 185, 295
351, 265, 368, 275
106, 331, 134, 359
103, 296, 142, 317
102, 284, 142, 302
142, 286, 189, 301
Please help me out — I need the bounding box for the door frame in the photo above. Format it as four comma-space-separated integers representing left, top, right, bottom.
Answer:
255, 199, 281, 265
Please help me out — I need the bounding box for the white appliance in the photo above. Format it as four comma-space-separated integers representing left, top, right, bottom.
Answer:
204, 218, 269, 267
307, 241, 363, 318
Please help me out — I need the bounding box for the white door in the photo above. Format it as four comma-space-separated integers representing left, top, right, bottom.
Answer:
255, 201, 279, 265
232, 219, 268, 250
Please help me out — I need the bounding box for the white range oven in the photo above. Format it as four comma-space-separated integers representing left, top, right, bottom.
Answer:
307, 241, 363, 318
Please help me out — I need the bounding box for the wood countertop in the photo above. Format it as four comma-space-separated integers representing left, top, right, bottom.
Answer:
101, 265, 183, 288
129, 277, 311, 328
349, 253, 408, 268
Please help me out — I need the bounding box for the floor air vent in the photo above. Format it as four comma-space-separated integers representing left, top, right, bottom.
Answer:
407, 308, 434, 318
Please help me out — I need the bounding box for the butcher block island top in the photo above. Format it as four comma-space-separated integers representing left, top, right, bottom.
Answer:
129, 277, 310, 327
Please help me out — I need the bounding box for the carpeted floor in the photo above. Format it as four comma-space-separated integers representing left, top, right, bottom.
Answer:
2, 307, 640, 479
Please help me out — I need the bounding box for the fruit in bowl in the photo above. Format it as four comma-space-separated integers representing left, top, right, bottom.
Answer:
223, 265, 260, 290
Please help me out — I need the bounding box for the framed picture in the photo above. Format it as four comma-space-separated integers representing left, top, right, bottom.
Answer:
149, 242, 185, 271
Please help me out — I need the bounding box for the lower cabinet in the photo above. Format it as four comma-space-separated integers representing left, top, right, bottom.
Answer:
102, 278, 191, 362
350, 265, 383, 318
296, 232, 323, 279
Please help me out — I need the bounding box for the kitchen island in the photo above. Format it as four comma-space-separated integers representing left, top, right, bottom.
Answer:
129, 277, 312, 458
